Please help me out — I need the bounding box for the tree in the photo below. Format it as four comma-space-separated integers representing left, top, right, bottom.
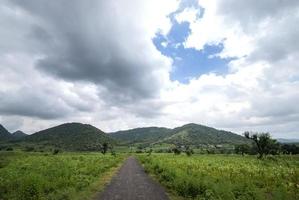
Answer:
136, 145, 143, 153
172, 146, 181, 155
244, 132, 279, 158
185, 146, 194, 156
101, 142, 109, 154
281, 144, 299, 154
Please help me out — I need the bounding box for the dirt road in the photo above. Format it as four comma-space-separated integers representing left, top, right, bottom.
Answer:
97, 156, 169, 200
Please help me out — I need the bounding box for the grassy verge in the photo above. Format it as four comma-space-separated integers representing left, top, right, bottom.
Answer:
137, 153, 299, 200
0, 151, 127, 200
89, 160, 124, 200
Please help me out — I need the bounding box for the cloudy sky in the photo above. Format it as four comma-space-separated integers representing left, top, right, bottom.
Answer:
0, 0, 298, 138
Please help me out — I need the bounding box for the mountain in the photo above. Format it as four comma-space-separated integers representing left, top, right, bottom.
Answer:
12, 130, 27, 139
23, 123, 115, 151
110, 123, 249, 146
277, 138, 299, 144
0, 124, 13, 141
110, 127, 172, 145
160, 123, 249, 145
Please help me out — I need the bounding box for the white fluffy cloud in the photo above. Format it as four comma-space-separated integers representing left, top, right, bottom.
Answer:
163, 0, 299, 138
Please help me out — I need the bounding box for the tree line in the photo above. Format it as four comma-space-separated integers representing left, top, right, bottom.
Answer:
235, 132, 299, 158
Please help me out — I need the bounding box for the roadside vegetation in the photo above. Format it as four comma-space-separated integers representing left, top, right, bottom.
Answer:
138, 154, 299, 200
0, 151, 126, 200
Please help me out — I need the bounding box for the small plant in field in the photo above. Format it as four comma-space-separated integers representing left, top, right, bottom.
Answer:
110, 147, 116, 156
52, 149, 60, 155
147, 148, 153, 156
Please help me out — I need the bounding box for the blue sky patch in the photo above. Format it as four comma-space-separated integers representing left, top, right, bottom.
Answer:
153, 19, 231, 83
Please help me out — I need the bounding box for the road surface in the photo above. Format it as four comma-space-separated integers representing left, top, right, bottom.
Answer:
97, 156, 169, 200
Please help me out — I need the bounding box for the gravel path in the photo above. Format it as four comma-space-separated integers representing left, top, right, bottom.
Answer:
97, 156, 169, 200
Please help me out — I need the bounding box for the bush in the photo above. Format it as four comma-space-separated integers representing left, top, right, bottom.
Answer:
52, 149, 60, 155
6, 147, 13, 151
235, 144, 251, 155
172, 147, 181, 155
185, 149, 194, 156
111, 150, 116, 156
24, 146, 35, 152
185, 146, 194, 156
281, 144, 299, 154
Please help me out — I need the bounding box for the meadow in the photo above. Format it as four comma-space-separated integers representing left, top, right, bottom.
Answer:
138, 154, 299, 200
0, 151, 126, 200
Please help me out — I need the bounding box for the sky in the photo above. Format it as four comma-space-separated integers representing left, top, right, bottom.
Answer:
0, 0, 299, 139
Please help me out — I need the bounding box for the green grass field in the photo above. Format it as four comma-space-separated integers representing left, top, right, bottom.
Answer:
138, 154, 299, 200
0, 151, 126, 200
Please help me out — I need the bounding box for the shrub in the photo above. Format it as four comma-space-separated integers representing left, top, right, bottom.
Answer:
235, 144, 251, 155
52, 149, 60, 155
6, 147, 13, 151
185, 149, 194, 156
172, 147, 181, 155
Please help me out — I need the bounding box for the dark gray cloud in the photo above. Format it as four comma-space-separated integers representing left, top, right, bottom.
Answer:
0, 87, 72, 119
217, 0, 299, 29
8, 0, 170, 102
0, 0, 175, 126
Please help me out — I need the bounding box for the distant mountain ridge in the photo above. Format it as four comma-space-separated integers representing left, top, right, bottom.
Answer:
277, 138, 299, 144
2, 122, 250, 150
0, 124, 13, 141
110, 127, 172, 145
110, 123, 249, 145
163, 123, 249, 145
12, 130, 27, 139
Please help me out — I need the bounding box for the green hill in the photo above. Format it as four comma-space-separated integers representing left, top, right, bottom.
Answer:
23, 123, 115, 151
2, 122, 250, 150
110, 123, 249, 146
110, 127, 172, 145
0, 124, 13, 141
12, 130, 27, 139
160, 123, 249, 145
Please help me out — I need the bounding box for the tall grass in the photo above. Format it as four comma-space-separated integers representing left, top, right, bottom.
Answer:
0, 152, 125, 200
138, 154, 299, 200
